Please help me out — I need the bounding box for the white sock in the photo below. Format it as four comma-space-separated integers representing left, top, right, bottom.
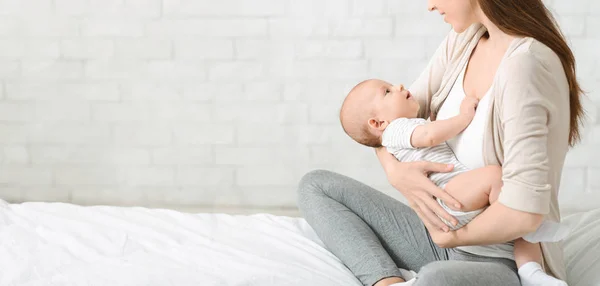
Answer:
398, 268, 417, 281
389, 278, 416, 286
518, 262, 568, 286
389, 268, 417, 286
522, 220, 570, 243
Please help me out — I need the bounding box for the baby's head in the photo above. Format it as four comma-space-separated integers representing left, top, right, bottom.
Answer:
340, 79, 420, 147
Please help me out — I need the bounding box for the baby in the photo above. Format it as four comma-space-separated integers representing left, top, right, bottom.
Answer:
340, 79, 569, 286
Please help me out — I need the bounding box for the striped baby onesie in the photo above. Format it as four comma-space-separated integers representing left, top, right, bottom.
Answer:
381, 117, 469, 189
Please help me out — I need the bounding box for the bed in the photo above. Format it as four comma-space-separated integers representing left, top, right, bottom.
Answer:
0, 198, 598, 286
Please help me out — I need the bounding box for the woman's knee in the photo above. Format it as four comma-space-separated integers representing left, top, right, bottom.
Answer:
414, 261, 453, 285
297, 169, 332, 195
296, 169, 332, 210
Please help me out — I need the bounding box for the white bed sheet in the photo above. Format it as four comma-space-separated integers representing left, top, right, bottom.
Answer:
0, 200, 360, 286
0, 199, 598, 286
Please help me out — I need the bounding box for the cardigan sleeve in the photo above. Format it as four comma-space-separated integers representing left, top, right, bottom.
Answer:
496, 52, 560, 214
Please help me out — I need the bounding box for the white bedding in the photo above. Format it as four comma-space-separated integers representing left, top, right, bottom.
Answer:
0, 199, 598, 286
562, 209, 600, 286
0, 200, 361, 286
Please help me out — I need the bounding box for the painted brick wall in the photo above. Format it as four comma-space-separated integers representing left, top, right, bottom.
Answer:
0, 0, 598, 214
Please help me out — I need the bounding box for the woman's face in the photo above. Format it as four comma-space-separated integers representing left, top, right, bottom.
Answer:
427, 0, 479, 32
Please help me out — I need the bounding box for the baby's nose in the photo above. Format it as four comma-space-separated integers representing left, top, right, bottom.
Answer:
395, 84, 405, 91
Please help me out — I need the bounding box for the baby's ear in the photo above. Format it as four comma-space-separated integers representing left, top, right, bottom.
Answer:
367, 118, 388, 131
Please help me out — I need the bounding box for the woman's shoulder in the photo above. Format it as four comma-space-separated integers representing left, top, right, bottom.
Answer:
503, 37, 563, 75
495, 37, 567, 90
496, 37, 569, 106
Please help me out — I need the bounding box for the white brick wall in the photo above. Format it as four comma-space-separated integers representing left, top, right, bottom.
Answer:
0, 0, 598, 215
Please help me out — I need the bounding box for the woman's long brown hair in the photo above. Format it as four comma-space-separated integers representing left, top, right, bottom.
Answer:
477, 0, 585, 146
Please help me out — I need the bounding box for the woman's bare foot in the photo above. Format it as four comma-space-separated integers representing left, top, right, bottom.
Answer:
374, 277, 405, 286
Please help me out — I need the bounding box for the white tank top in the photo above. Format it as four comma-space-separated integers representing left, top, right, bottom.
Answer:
436, 65, 490, 170
435, 65, 515, 260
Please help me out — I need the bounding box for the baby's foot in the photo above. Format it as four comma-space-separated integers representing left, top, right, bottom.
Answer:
518, 262, 568, 286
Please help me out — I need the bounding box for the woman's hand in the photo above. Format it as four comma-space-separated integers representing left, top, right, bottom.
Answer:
375, 147, 462, 232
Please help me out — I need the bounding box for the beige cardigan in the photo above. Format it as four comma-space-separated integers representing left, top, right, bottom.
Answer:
409, 23, 569, 279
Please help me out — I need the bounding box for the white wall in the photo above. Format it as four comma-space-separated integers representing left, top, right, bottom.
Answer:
0, 0, 598, 214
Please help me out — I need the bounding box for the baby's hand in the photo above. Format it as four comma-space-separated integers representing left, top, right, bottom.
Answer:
460, 96, 479, 118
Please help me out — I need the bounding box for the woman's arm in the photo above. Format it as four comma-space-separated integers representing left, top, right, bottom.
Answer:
430, 202, 543, 248
375, 147, 462, 231
430, 53, 560, 247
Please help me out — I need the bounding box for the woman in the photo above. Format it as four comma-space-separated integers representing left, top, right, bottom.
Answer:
297, 0, 584, 285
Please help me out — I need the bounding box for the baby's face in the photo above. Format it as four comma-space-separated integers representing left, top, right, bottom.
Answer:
364, 79, 420, 123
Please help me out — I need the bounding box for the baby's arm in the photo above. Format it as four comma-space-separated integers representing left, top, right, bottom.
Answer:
411, 96, 478, 148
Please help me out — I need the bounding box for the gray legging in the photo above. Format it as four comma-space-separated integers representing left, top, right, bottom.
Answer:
296, 169, 521, 286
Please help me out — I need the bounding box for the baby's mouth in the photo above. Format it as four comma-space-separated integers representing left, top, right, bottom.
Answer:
406, 91, 412, 99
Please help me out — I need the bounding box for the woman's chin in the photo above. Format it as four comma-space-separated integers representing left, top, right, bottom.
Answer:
449, 23, 466, 33
441, 16, 466, 33
449, 21, 475, 33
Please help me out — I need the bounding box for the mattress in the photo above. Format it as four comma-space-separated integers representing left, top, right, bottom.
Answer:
0, 199, 598, 286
